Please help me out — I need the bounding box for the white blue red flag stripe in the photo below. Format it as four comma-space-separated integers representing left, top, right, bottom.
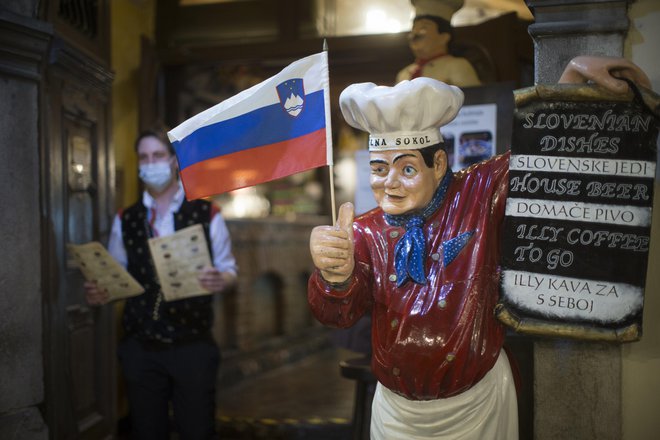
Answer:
168, 51, 332, 200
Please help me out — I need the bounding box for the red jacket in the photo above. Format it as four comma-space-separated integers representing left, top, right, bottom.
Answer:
308, 153, 510, 400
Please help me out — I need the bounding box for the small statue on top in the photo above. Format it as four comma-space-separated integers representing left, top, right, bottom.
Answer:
396, 0, 481, 87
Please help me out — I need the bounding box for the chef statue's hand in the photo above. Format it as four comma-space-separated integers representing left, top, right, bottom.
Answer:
559, 55, 652, 93
310, 202, 355, 284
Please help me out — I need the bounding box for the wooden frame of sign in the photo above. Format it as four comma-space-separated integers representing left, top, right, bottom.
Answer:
496, 83, 659, 342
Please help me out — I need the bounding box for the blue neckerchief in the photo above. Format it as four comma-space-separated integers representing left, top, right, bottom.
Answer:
385, 171, 453, 287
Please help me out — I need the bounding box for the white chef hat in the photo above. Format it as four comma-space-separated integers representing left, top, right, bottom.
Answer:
413, 0, 464, 21
339, 77, 464, 151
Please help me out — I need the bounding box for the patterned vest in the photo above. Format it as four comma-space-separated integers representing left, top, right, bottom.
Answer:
121, 199, 214, 344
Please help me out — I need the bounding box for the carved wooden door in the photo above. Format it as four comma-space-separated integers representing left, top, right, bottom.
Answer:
42, 39, 116, 440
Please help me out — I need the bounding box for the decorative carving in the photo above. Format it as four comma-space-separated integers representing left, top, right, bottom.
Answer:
0, 11, 52, 81
58, 0, 99, 38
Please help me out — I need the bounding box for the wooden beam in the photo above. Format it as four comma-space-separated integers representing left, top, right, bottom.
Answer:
159, 32, 412, 68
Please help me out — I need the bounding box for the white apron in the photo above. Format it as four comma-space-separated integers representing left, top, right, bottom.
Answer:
370, 351, 518, 440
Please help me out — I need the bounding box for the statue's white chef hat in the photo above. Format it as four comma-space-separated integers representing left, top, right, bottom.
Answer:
339, 77, 464, 151
413, 0, 464, 21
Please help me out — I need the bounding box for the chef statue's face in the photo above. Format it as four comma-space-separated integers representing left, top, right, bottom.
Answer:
408, 18, 450, 60
369, 148, 447, 215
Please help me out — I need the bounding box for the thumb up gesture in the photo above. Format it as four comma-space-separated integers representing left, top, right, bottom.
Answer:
310, 202, 355, 284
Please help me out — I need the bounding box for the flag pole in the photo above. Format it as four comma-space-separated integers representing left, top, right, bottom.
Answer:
324, 38, 337, 227
329, 165, 336, 226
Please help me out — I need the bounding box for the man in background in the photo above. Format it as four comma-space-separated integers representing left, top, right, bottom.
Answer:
85, 128, 237, 439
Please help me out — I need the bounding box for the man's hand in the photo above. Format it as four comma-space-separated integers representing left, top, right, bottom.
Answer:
84, 280, 110, 306
559, 56, 652, 93
310, 202, 355, 284
197, 266, 236, 293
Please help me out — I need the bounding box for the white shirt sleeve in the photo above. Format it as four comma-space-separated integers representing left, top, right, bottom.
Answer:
210, 212, 238, 275
107, 213, 128, 268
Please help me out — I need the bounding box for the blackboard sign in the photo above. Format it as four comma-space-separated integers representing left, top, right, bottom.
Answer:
496, 84, 659, 342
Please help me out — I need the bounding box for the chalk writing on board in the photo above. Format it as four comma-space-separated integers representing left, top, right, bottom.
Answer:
497, 84, 659, 342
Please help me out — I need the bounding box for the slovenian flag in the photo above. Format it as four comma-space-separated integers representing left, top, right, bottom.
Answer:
168, 51, 333, 200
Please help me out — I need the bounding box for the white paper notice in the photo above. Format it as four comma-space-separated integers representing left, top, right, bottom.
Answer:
441, 103, 497, 170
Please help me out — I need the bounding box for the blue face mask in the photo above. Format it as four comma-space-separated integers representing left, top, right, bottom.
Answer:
139, 162, 173, 192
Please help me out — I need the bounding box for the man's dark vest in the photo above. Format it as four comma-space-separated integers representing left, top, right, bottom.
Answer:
121, 198, 214, 344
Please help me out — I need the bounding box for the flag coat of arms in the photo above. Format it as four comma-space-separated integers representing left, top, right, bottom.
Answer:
168, 51, 333, 200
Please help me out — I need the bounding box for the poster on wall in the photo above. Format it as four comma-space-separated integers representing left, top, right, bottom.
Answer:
497, 84, 659, 342
441, 103, 497, 170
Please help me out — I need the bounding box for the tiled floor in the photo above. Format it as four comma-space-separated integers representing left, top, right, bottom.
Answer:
213, 333, 536, 439
216, 348, 361, 439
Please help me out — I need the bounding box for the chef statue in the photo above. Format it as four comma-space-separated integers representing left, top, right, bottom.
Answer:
396, 0, 481, 87
308, 56, 651, 439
